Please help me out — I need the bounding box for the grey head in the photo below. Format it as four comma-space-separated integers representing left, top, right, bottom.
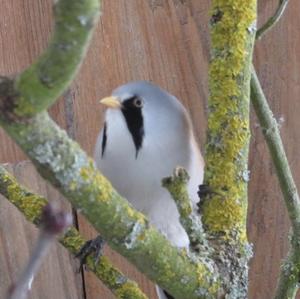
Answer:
100, 81, 191, 157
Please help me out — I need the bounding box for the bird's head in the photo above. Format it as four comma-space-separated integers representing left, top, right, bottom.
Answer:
99, 81, 191, 158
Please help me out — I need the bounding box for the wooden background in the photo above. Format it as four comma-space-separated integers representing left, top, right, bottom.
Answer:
0, 1, 299, 298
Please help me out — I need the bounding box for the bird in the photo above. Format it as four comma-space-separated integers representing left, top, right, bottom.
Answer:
94, 81, 204, 299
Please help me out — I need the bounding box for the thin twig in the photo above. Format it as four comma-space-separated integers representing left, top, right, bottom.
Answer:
251, 69, 300, 232
251, 68, 300, 298
253, 0, 300, 296
256, 0, 289, 40
7, 203, 71, 299
162, 167, 207, 250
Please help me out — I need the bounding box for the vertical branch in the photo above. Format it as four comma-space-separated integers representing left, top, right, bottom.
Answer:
199, 2, 257, 297
203, 1, 257, 241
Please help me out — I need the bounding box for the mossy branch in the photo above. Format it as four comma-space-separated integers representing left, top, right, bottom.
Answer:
0, 1, 222, 297
0, 113, 220, 299
0, 0, 100, 120
0, 164, 148, 299
199, 1, 257, 297
203, 1, 256, 241
162, 167, 207, 251
0, 0, 265, 297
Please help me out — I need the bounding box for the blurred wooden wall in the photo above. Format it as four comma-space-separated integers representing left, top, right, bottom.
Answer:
0, 1, 299, 298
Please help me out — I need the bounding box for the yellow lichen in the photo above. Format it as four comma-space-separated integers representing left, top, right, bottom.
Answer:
195, 262, 220, 296
79, 161, 114, 203
203, 0, 256, 240
115, 281, 148, 299
4, 174, 46, 223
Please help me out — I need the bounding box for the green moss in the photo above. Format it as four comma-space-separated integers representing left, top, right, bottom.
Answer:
0, 170, 46, 224
162, 168, 192, 217
162, 168, 207, 247
203, 0, 256, 240
13, 0, 100, 118
62, 228, 147, 299
0, 166, 147, 299
0, 106, 220, 298
115, 282, 148, 299
195, 262, 220, 296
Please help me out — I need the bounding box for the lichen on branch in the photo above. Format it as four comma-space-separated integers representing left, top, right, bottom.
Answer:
3, 0, 100, 120
0, 164, 148, 299
0, 113, 220, 299
0, 0, 261, 297
203, 0, 257, 240
162, 167, 207, 250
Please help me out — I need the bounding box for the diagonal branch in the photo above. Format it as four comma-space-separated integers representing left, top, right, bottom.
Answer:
256, 0, 289, 40
0, 164, 148, 299
251, 68, 300, 299
253, 0, 300, 297
0, 113, 220, 299
7, 203, 71, 299
0, 1, 221, 297
250, 69, 300, 233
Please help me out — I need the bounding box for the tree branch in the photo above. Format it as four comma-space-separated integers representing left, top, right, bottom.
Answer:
201, 1, 257, 297
0, 0, 100, 121
250, 69, 300, 233
250, 68, 300, 299
0, 0, 221, 296
256, 0, 289, 40
7, 202, 71, 299
162, 167, 207, 251
203, 1, 256, 239
0, 113, 220, 299
252, 0, 300, 297
0, 0, 262, 297
0, 164, 148, 299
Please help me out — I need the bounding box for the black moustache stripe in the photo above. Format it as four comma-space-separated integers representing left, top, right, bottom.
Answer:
121, 99, 144, 158
101, 122, 107, 158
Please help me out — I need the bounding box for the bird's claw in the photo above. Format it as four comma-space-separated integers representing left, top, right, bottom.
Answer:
75, 235, 105, 272
197, 184, 212, 199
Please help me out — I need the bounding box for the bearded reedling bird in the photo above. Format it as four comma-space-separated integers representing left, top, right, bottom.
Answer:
95, 81, 204, 299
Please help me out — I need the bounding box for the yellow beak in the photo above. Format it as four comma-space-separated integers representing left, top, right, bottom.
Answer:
99, 96, 121, 109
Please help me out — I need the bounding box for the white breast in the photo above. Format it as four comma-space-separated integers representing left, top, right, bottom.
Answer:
94, 109, 203, 247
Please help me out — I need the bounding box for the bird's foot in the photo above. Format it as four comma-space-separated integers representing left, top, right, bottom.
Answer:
198, 184, 226, 199
75, 235, 105, 272
197, 184, 213, 199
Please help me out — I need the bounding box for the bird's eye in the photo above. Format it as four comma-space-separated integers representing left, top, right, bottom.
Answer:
133, 98, 144, 108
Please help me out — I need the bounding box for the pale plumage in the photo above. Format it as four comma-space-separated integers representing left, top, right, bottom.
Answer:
94, 81, 204, 299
